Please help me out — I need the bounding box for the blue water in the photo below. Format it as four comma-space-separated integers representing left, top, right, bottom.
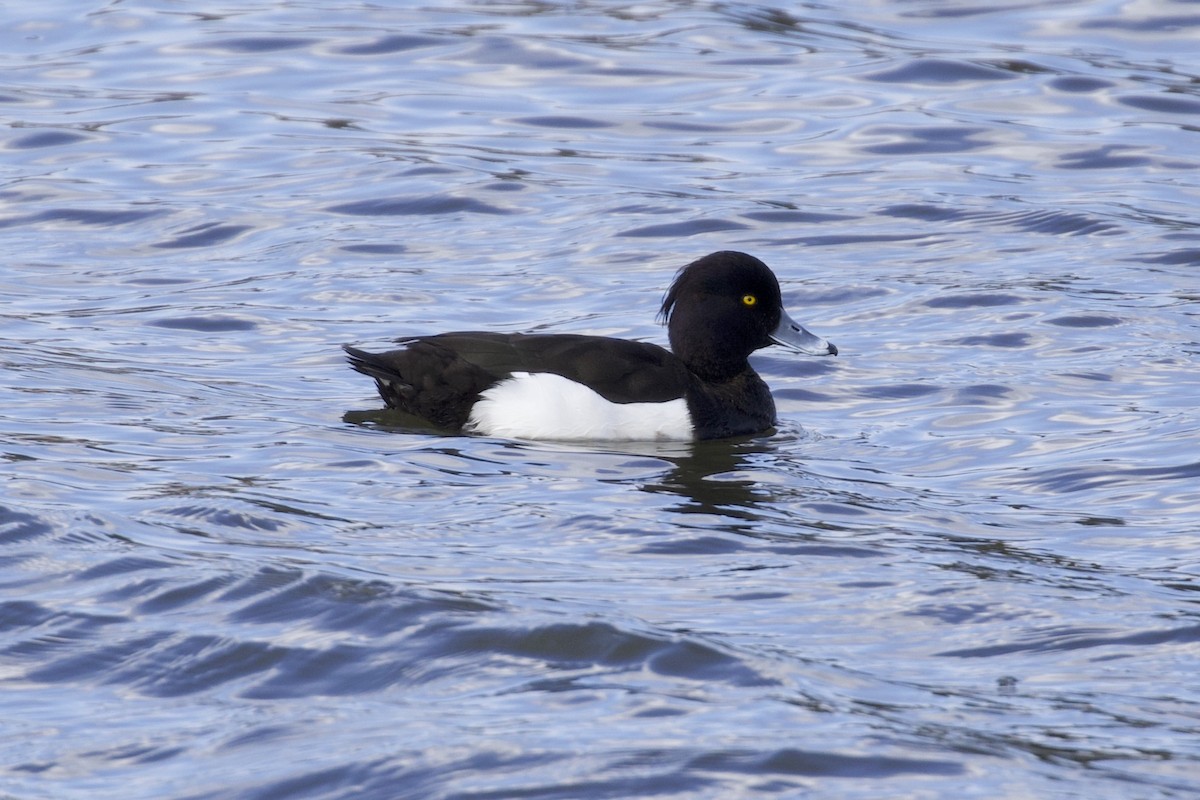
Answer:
3, 1, 1199, 798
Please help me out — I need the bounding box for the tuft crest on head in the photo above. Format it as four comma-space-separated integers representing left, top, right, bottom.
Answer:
658, 251, 776, 325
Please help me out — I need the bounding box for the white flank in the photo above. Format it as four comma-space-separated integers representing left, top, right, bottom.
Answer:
466, 372, 693, 442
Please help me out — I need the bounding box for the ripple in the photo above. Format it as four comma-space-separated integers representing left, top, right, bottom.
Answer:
332, 34, 446, 56
228, 572, 494, 635
7, 130, 92, 149
741, 210, 857, 224
327, 196, 515, 216
687, 747, 963, 778
1024, 459, 1200, 494
937, 622, 1200, 657
24, 630, 171, 685
74, 556, 176, 580
152, 223, 254, 249
196, 36, 319, 54
858, 383, 943, 400
437, 620, 775, 687
1058, 145, 1152, 170
149, 316, 259, 332
0, 505, 55, 544
1044, 315, 1121, 328
773, 232, 926, 247
617, 218, 752, 237
951, 333, 1032, 347
0, 207, 166, 227
924, 293, 1023, 309
1143, 248, 1200, 266
1080, 13, 1200, 34
1118, 93, 1200, 115
0, 599, 57, 632
339, 243, 408, 255
882, 203, 1119, 236
511, 115, 617, 129
865, 57, 1015, 84
1049, 76, 1114, 93
859, 125, 991, 155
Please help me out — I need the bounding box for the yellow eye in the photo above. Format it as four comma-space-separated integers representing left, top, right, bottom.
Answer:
742, 294, 757, 307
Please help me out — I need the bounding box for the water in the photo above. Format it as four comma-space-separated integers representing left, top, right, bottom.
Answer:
3, 1, 1199, 797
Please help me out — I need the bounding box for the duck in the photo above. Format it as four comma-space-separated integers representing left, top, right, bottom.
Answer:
343, 250, 837, 441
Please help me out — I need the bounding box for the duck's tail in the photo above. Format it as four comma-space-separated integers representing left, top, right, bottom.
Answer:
342, 345, 413, 404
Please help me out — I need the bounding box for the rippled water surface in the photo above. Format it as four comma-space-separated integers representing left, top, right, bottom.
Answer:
3, 1, 1199, 797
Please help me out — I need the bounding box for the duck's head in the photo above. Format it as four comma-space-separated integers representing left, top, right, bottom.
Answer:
659, 251, 837, 380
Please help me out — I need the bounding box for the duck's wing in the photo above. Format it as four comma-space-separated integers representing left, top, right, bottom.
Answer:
421, 332, 691, 404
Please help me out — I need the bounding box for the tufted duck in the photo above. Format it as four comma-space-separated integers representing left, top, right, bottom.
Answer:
344, 250, 836, 441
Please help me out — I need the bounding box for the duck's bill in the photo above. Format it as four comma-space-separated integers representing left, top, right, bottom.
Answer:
771, 310, 838, 356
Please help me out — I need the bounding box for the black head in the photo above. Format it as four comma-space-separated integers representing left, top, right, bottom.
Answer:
659, 251, 835, 380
